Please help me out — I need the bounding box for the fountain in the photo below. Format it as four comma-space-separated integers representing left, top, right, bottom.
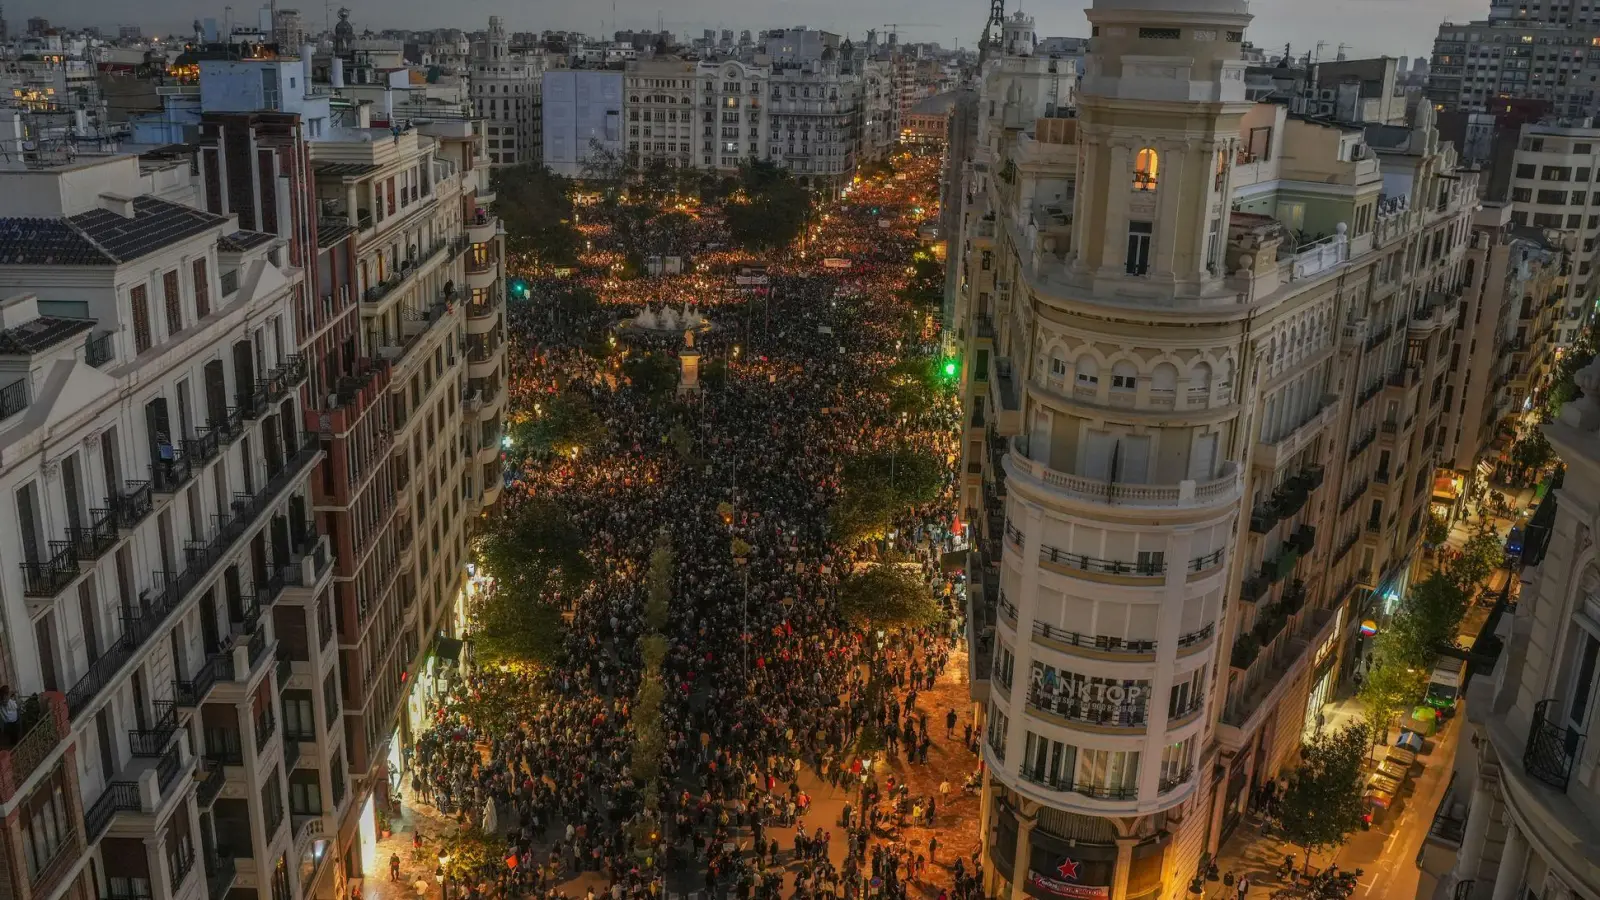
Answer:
620, 303, 715, 338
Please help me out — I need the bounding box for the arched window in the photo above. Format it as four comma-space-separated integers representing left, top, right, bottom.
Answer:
1134, 147, 1160, 191
1111, 360, 1138, 390
1075, 357, 1100, 387
1190, 362, 1212, 395
1050, 354, 1067, 378
1151, 362, 1178, 394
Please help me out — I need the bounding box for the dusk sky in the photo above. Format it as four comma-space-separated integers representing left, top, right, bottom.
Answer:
31, 0, 1485, 63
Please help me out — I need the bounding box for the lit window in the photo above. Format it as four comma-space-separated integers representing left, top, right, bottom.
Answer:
1134, 148, 1160, 191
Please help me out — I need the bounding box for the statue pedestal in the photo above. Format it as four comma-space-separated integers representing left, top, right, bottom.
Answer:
678, 348, 701, 394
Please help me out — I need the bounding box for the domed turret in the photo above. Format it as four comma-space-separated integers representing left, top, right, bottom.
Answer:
332, 7, 354, 51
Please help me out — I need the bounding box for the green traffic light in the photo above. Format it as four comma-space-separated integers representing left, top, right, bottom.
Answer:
943, 361, 958, 377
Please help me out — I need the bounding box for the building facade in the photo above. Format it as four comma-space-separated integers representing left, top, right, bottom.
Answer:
768, 60, 861, 188
950, 0, 1476, 894
0, 49, 507, 900
541, 69, 623, 178
1444, 359, 1600, 899
1441, 203, 1567, 474
1428, 19, 1600, 117
0, 147, 321, 900
471, 17, 542, 167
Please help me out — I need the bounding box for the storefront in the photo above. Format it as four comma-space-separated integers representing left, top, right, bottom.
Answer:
1302, 608, 1345, 742
991, 802, 1166, 900
1431, 470, 1464, 522
358, 793, 378, 877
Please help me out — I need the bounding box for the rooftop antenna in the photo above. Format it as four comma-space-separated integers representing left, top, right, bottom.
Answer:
1314, 40, 1327, 63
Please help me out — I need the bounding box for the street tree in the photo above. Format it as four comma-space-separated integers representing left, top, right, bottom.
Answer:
1448, 530, 1504, 594
829, 447, 946, 546
1510, 430, 1555, 483
516, 391, 609, 458
477, 498, 594, 601
622, 352, 677, 399
438, 827, 508, 884
1276, 721, 1370, 871
493, 164, 581, 267
836, 562, 941, 631
471, 588, 567, 668
1387, 572, 1470, 663
726, 161, 811, 251
1357, 637, 1429, 742
1425, 514, 1451, 548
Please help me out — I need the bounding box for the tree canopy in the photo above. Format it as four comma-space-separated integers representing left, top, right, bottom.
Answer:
836, 562, 941, 631
1275, 721, 1370, 866
622, 352, 678, 398
471, 588, 567, 668
880, 354, 948, 418
513, 391, 609, 458
477, 498, 593, 602
493, 164, 581, 267
828, 447, 946, 546
726, 161, 811, 252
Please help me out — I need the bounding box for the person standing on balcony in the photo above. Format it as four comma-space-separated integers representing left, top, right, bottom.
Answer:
0, 687, 19, 746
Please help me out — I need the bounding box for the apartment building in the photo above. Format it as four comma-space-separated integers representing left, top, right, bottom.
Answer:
541, 69, 624, 178
695, 59, 770, 174
949, 0, 1475, 893
0, 45, 508, 900
1442, 203, 1568, 473
1428, 19, 1600, 117
768, 60, 861, 188
307, 117, 504, 895
1438, 367, 1600, 898
1499, 121, 1598, 346
471, 16, 542, 167
623, 58, 695, 169
0, 145, 321, 900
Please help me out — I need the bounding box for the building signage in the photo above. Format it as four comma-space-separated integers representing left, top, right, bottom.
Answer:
1027, 861, 1109, 900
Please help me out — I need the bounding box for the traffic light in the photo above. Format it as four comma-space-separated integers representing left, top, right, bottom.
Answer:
942, 359, 959, 379
509, 277, 529, 299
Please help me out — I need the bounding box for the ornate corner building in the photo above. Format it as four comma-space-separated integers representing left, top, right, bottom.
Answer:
949, 1, 1476, 897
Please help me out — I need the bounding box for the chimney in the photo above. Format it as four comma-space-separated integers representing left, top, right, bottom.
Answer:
332, 56, 345, 88
302, 43, 316, 94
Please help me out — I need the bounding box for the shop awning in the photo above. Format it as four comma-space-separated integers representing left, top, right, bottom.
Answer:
435, 637, 464, 666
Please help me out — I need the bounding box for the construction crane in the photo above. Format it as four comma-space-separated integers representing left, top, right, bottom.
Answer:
976, 0, 1006, 66
880, 22, 938, 44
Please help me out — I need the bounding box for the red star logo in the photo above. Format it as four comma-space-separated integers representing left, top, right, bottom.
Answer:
1056, 859, 1081, 881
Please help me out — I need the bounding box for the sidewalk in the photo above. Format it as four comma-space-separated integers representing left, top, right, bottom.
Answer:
1207, 713, 1463, 900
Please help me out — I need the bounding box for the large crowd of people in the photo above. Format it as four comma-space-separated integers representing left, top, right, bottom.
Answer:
399, 154, 984, 900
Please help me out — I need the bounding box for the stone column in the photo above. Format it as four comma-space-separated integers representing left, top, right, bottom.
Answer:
1489, 822, 1528, 900
1011, 811, 1037, 900
1451, 778, 1494, 886
1001, 506, 1046, 767
1110, 837, 1136, 900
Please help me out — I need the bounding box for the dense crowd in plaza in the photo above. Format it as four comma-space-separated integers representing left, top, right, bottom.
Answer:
399, 155, 985, 900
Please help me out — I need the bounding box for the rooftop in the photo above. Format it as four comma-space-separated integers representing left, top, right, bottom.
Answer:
314, 161, 382, 177
0, 315, 93, 355
217, 230, 276, 252
0, 196, 228, 267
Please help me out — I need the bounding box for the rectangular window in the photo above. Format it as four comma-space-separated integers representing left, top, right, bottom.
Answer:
1112, 374, 1136, 389
163, 269, 182, 336
1125, 221, 1153, 276
193, 258, 210, 318
132, 285, 152, 353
